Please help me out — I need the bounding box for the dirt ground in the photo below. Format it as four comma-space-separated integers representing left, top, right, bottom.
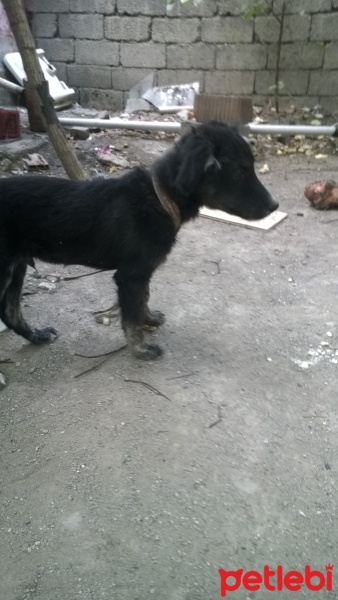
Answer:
0, 122, 337, 599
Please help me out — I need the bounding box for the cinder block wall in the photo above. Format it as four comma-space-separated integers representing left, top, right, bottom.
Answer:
23, 0, 338, 112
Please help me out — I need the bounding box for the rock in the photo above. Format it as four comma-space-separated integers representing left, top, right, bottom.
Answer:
98, 111, 110, 120
38, 282, 56, 291
304, 180, 338, 210
0, 158, 13, 172
69, 127, 90, 140
97, 150, 131, 169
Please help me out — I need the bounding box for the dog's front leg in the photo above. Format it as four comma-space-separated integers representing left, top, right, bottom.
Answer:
114, 274, 163, 360
143, 283, 165, 328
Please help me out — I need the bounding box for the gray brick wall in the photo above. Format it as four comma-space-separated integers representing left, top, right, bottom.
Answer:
24, 0, 338, 112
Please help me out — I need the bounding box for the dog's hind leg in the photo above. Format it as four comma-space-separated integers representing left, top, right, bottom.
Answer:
0, 262, 57, 344
114, 272, 163, 360
143, 283, 165, 328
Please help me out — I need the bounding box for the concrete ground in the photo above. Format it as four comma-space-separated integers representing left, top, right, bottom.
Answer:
0, 130, 337, 599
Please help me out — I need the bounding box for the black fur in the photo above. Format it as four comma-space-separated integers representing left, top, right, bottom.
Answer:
0, 122, 278, 359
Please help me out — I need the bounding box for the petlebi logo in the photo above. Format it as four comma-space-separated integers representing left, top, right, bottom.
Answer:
218, 564, 334, 596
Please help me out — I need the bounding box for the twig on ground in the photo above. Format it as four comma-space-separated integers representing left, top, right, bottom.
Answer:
0, 358, 14, 364
61, 270, 107, 281
75, 344, 127, 378
208, 405, 223, 429
124, 379, 172, 401
166, 371, 196, 380
92, 303, 119, 315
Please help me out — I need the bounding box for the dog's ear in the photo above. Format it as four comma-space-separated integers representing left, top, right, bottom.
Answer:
175, 135, 219, 196
204, 154, 221, 172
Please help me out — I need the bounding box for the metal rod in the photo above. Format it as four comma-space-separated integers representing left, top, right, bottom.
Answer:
245, 123, 338, 137
0, 76, 23, 94
58, 117, 182, 133
58, 116, 338, 138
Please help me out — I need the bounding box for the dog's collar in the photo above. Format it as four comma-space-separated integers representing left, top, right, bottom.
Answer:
152, 176, 181, 232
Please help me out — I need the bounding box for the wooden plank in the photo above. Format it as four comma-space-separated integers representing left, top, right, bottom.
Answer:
200, 208, 287, 231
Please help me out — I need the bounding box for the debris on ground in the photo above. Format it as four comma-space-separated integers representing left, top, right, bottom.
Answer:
258, 163, 270, 174
304, 180, 338, 210
0, 372, 6, 389
97, 145, 131, 169
22, 152, 49, 170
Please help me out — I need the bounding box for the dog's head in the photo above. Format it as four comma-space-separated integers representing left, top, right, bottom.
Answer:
173, 122, 278, 221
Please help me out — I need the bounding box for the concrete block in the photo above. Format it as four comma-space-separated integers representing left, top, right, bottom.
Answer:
67, 65, 112, 89
26, 0, 70, 12
205, 71, 255, 95
80, 88, 124, 110
316, 97, 338, 113
35, 38, 75, 63
31, 14, 57, 38
59, 14, 103, 39
120, 43, 166, 68
311, 14, 338, 41
324, 43, 338, 69
255, 15, 311, 43
268, 42, 324, 70
69, 127, 90, 140
157, 69, 206, 88
117, 0, 165, 16
152, 18, 200, 43
69, 0, 116, 13
51, 62, 68, 82
308, 71, 338, 95
218, 0, 245, 15
167, 44, 215, 70
201, 17, 253, 43
216, 44, 267, 71
111, 68, 155, 91
166, 0, 216, 17
105, 17, 150, 41
255, 70, 310, 96
285, 0, 332, 12
75, 40, 119, 66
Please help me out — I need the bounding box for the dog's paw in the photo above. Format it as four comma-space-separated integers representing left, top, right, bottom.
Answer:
144, 310, 166, 328
31, 326, 58, 344
132, 342, 163, 360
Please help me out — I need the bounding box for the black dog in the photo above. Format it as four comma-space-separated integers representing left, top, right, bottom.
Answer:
0, 122, 278, 360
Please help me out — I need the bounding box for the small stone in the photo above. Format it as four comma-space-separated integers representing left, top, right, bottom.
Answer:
38, 282, 56, 291
326, 331, 333, 337
98, 110, 110, 120
69, 127, 90, 140
0, 158, 13, 172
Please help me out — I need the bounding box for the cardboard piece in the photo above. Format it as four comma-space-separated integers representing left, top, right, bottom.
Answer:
200, 208, 287, 231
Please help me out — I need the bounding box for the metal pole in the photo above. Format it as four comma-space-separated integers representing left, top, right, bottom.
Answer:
59, 117, 182, 133
245, 123, 338, 137
58, 117, 338, 138
0, 76, 23, 94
